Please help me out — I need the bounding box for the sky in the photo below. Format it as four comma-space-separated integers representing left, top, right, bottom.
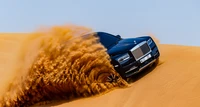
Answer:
0, 0, 199, 46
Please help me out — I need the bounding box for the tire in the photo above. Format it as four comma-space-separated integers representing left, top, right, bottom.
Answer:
153, 58, 159, 66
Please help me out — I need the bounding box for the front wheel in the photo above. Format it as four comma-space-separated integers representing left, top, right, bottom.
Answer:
154, 58, 159, 66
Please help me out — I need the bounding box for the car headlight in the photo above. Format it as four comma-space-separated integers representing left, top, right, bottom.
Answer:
117, 54, 130, 63
147, 38, 152, 45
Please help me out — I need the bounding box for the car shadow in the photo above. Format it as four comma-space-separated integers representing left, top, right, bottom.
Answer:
32, 98, 81, 107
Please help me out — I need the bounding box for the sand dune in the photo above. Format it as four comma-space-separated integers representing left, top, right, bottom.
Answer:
49, 44, 200, 107
0, 32, 200, 107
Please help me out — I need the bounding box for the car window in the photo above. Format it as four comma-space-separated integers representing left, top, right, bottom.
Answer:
96, 32, 121, 49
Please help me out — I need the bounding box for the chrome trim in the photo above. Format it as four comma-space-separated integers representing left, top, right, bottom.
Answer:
117, 53, 130, 63
131, 41, 151, 61
125, 59, 156, 76
139, 59, 156, 71
130, 41, 146, 51
147, 39, 152, 45
125, 66, 137, 73
114, 65, 119, 67
154, 51, 159, 57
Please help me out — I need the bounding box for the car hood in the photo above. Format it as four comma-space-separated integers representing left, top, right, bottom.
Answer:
107, 37, 148, 56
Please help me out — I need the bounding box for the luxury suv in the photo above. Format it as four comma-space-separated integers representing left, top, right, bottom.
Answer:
88, 32, 160, 80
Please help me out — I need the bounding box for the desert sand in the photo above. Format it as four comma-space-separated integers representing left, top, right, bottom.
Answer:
0, 33, 200, 107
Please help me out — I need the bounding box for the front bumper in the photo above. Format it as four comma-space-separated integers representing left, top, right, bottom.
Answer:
117, 50, 160, 78
125, 55, 157, 77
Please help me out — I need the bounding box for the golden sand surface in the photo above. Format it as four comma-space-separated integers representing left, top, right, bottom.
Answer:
0, 28, 200, 107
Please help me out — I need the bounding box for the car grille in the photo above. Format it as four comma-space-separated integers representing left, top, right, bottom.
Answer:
131, 42, 151, 60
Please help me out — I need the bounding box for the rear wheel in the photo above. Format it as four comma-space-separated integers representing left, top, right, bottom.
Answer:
106, 73, 120, 83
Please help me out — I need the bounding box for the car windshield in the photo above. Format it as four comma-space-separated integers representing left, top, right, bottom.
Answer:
95, 32, 121, 49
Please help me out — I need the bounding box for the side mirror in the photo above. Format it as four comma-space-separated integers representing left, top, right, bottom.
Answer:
116, 35, 121, 39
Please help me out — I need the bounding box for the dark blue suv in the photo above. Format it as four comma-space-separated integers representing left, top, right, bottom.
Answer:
90, 32, 160, 80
